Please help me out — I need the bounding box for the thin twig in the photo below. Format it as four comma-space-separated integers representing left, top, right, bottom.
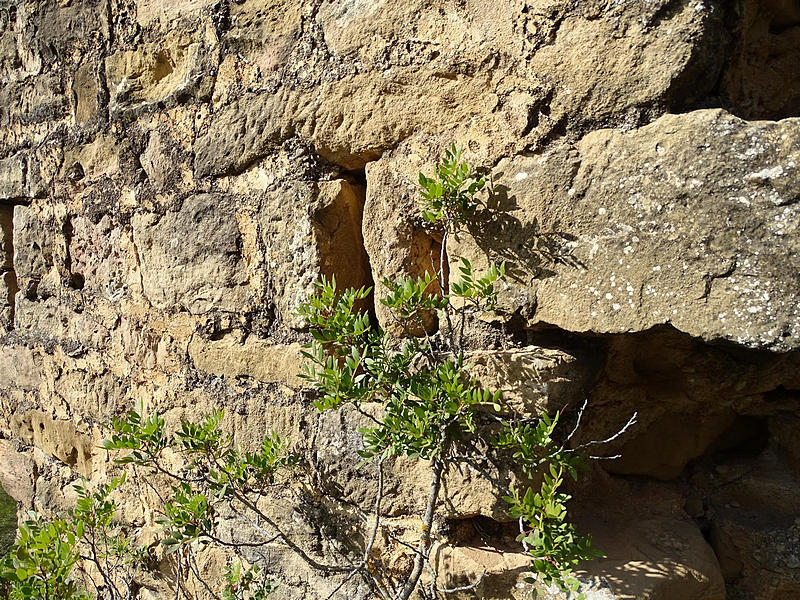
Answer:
364, 456, 385, 564
574, 412, 637, 450
566, 399, 588, 443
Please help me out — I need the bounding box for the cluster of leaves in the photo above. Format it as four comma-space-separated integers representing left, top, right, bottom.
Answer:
0, 513, 88, 600
2, 409, 289, 599
505, 471, 599, 598
72, 473, 146, 597
419, 144, 486, 229
223, 561, 277, 600
0, 475, 144, 600
450, 257, 505, 312
298, 271, 506, 461
82, 407, 292, 598
495, 415, 601, 598
102, 404, 297, 564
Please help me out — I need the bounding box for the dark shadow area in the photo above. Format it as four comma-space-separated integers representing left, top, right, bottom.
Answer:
312, 168, 376, 323
716, 0, 800, 119
0, 204, 17, 329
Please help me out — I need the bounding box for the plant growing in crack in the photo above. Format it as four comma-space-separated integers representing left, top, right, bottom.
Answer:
296, 144, 637, 599
0, 147, 635, 600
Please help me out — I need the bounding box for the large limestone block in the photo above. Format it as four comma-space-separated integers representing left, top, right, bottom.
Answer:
493, 109, 799, 350
580, 519, 726, 600
22, 0, 109, 61
520, 0, 724, 125
564, 476, 727, 600
0, 155, 26, 201
0, 345, 41, 391
366, 110, 800, 351
136, 0, 216, 27
195, 0, 723, 174
468, 346, 597, 414
14, 294, 115, 350
188, 335, 306, 389
694, 446, 800, 599
12, 201, 67, 295
426, 477, 727, 600
132, 193, 249, 314
69, 215, 132, 301
0, 440, 34, 507
0, 73, 66, 129
489, 109, 799, 350
247, 177, 369, 326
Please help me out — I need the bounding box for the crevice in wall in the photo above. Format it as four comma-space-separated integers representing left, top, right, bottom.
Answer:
440, 515, 517, 546
712, 0, 800, 120
62, 217, 84, 290
0, 204, 18, 330
313, 168, 376, 322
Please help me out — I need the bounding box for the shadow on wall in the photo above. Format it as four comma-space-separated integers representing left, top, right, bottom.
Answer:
465, 176, 585, 285
721, 0, 800, 119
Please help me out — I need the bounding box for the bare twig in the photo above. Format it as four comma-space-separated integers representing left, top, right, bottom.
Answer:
364, 456, 385, 564
574, 412, 637, 450
519, 517, 530, 553
566, 399, 588, 443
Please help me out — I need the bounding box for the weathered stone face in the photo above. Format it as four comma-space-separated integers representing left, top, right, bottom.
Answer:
0, 0, 798, 599
105, 30, 218, 118
132, 193, 249, 314
367, 110, 800, 351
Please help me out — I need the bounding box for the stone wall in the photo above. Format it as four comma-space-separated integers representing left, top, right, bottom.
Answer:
0, 0, 798, 599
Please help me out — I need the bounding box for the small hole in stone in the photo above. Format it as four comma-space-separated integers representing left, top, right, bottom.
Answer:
69, 273, 85, 290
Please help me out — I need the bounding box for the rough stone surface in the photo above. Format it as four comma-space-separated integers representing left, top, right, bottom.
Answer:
577, 326, 800, 479
188, 336, 306, 389
0, 440, 35, 506
105, 30, 218, 117
0, 0, 798, 599
720, 0, 800, 120
367, 109, 800, 351
692, 445, 800, 600
132, 193, 249, 314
